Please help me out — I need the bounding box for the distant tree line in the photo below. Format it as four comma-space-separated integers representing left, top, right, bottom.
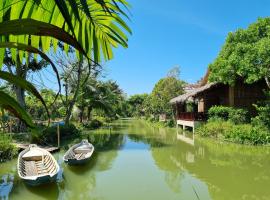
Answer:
126, 66, 186, 126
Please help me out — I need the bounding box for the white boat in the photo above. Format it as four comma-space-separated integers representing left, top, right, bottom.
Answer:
63, 139, 94, 165
17, 144, 60, 186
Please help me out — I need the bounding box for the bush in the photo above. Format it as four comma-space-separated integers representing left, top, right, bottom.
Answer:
83, 119, 103, 129
0, 134, 18, 162
33, 123, 81, 145
252, 103, 270, 130
208, 106, 249, 124
164, 119, 176, 127
208, 106, 232, 121
228, 108, 249, 124
224, 125, 270, 145
196, 120, 233, 139
197, 120, 270, 145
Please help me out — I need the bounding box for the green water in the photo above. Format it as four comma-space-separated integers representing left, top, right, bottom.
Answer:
1, 119, 270, 200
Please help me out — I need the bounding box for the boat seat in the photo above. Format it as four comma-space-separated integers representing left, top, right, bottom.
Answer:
74, 145, 91, 154
25, 161, 38, 176
75, 153, 84, 159
22, 149, 44, 161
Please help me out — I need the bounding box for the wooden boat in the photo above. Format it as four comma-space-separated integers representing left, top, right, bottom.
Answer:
17, 144, 60, 186
63, 139, 94, 165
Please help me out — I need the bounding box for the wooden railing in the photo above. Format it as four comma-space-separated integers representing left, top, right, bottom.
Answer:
177, 112, 206, 121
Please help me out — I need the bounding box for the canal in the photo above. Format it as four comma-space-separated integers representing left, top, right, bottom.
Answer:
1, 119, 270, 200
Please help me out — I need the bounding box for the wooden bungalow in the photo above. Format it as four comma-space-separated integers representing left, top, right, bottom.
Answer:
170, 79, 267, 133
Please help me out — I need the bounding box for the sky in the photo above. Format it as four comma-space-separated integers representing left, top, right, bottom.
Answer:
103, 0, 270, 96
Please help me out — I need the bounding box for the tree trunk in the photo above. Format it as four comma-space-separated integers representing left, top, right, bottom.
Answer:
65, 62, 83, 125
15, 58, 27, 108
87, 106, 93, 121
79, 105, 85, 123
15, 56, 27, 132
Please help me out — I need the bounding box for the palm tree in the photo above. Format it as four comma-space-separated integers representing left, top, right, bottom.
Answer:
76, 78, 124, 122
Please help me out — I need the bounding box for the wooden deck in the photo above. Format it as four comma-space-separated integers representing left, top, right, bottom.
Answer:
14, 143, 60, 153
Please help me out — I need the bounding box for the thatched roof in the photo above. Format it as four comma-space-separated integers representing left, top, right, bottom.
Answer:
199, 68, 210, 86
170, 82, 219, 104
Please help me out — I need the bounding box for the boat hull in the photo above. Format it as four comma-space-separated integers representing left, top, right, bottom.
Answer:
64, 157, 91, 165
22, 173, 58, 186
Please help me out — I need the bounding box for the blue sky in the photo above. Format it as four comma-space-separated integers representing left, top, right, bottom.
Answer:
104, 0, 270, 96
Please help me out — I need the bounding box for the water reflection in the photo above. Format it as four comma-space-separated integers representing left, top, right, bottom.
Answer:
152, 129, 270, 199
0, 174, 13, 200
1, 120, 270, 200
176, 129, 195, 146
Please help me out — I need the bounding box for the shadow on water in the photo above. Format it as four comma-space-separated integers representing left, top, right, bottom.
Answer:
128, 134, 170, 148
66, 152, 99, 174
24, 182, 59, 199
86, 133, 126, 152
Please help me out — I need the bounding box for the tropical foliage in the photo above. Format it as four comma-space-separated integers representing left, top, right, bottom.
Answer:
26, 89, 65, 121
197, 120, 270, 145
145, 76, 185, 119
0, 0, 131, 128
125, 67, 185, 127
77, 78, 128, 123
208, 106, 249, 124
127, 94, 148, 117
209, 17, 270, 89
0, 133, 18, 161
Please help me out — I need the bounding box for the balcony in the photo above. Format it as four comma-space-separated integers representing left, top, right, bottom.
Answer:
177, 112, 207, 121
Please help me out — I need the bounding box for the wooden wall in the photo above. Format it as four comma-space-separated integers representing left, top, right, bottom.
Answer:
232, 79, 267, 115
197, 80, 267, 115
196, 84, 229, 113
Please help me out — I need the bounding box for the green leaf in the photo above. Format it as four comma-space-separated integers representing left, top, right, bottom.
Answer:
53, 0, 76, 36
80, 0, 92, 20
0, 18, 87, 57
0, 48, 4, 69
0, 70, 50, 121
66, 0, 81, 24
0, 91, 34, 128
0, 42, 61, 104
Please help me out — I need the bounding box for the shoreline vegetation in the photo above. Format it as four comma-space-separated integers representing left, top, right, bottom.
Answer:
144, 116, 270, 146
1, 110, 270, 164
136, 103, 270, 146
0, 134, 18, 162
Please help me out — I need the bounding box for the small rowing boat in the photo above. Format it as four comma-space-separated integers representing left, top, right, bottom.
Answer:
63, 139, 94, 165
17, 144, 60, 186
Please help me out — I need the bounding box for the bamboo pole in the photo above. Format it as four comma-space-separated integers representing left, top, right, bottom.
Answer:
57, 124, 60, 148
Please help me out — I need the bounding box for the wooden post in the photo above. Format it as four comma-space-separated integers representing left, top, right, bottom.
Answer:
57, 124, 60, 148
9, 122, 11, 133
229, 86, 235, 106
